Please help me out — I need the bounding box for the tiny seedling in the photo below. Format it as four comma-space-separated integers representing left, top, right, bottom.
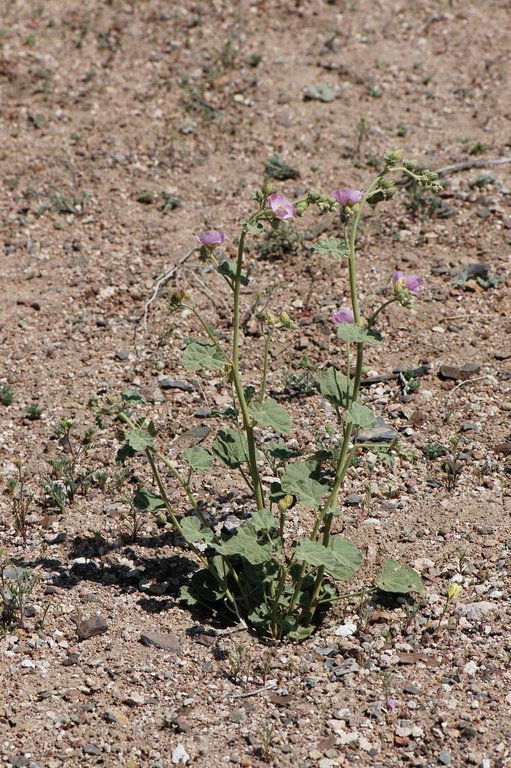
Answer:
0, 384, 13, 406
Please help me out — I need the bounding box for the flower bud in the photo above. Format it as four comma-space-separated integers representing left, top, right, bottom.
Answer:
279, 311, 297, 329
295, 201, 309, 216
262, 180, 277, 197
278, 494, 294, 513
447, 582, 462, 602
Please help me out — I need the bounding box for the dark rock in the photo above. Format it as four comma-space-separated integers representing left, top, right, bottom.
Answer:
345, 493, 364, 507
83, 744, 102, 756
438, 362, 481, 381
30, 301, 41, 311
357, 416, 399, 444
77, 615, 109, 641
159, 378, 196, 392
62, 653, 80, 666
115, 350, 129, 361
403, 685, 421, 695
140, 630, 182, 652
495, 442, 511, 456
172, 425, 210, 451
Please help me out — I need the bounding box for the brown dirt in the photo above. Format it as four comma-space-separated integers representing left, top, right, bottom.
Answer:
1, 1, 510, 767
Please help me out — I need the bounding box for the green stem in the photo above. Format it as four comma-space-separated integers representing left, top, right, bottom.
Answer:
259, 332, 271, 401
367, 298, 398, 329
186, 305, 229, 357
230, 228, 265, 511
118, 411, 211, 531
305, 179, 382, 620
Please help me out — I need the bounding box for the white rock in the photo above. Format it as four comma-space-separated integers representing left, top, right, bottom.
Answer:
334, 622, 357, 637
172, 744, 190, 764
464, 660, 478, 676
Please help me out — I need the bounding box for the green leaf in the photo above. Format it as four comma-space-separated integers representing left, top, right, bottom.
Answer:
281, 461, 327, 508
218, 260, 249, 286
376, 559, 424, 594
214, 523, 272, 565
212, 428, 256, 468
293, 539, 339, 571
244, 385, 256, 404
133, 487, 166, 513
182, 341, 226, 371
248, 397, 291, 435
181, 446, 213, 474
121, 391, 146, 404
336, 324, 383, 345
316, 367, 352, 408
209, 405, 237, 420
263, 442, 300, 461
345, 402, 376, 429
312, 237, 349, 259
327, 536, 363, 580
126, 428, 154, 452
116, 443, 135, 464
241, 219, 265, 235
251, 509, 278, 532
180, 516, 214, 544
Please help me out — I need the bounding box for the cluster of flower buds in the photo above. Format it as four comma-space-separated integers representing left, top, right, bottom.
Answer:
306, 191, 338, 213
261, 309, 297, 330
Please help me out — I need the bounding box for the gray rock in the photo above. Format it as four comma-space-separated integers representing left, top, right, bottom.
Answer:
140, 630, 182, 652
83, 744, 102, 756
455, 601, 496, 621
7, 757, 29, 768
228, 707, 246, 724
115, 350, 129, 361
357, 416, 399, 444
439, 750, 452, 765
438, 362, 481, 381
77, 615, 109, 641
345, 493, 364, 507
332, 658, 360, 677
159, 378, 196, 392
171, 425, 210, 451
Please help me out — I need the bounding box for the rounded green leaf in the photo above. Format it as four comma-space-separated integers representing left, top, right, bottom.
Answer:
345, 402, 376, 430
248, 397, 291, 435
182, 341, 226, 371
376, 559, 424, 594
181, 446, 214, 474
328, 536, 363, 580
336, 324, 383, 345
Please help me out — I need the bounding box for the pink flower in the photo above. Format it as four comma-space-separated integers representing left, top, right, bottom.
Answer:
196, 230, 228, 248
332, 307, 355, 324
333, 189, 364, 207
386, 698, 398, 711
392, 271, 423, 295
268, 193, 297, 220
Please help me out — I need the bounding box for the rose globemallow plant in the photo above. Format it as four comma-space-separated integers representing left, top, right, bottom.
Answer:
100, 150, 441, 642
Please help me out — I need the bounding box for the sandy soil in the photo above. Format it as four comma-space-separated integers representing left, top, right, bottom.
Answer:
1, 1, 510, 767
